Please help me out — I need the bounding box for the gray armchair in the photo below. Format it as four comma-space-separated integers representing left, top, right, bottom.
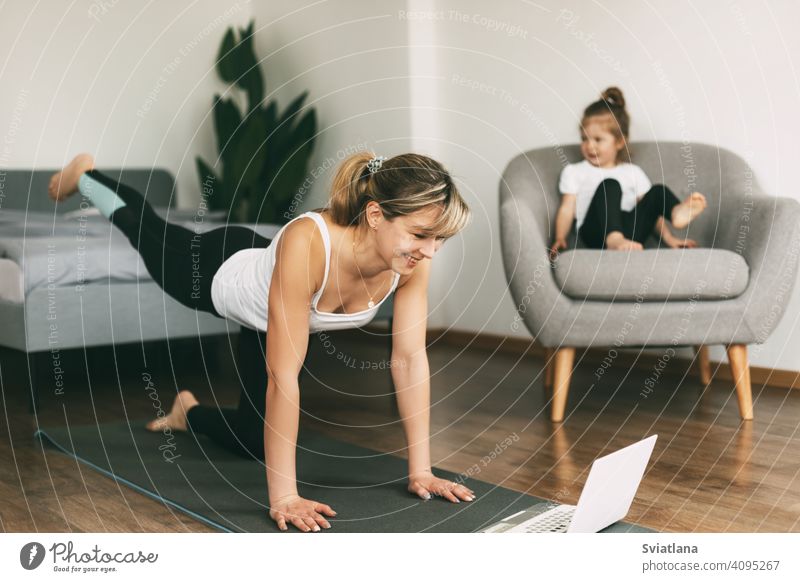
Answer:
500, 142, 800, 422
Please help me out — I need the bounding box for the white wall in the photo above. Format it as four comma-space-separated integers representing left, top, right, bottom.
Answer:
249, 0, 413, 204
402, 0, 800, 371
0, 0, 253, 207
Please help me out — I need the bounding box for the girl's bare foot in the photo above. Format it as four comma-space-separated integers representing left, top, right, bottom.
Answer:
48, 153, 95, 201
671, 192, 707, 229
605, 231, 643, 251
145, 390, 199, 432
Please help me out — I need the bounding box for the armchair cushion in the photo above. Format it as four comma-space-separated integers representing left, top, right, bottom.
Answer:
553, 249, 749, 301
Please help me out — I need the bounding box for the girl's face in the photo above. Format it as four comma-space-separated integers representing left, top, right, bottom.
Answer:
371, 204, 445, 274
581, 117, 625, 168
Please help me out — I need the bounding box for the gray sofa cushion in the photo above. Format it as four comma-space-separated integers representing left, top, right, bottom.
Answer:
553, 249, 749, 301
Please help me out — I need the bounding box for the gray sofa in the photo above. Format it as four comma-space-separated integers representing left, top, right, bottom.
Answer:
500, 142, 800, 422
0, 168, 231, 410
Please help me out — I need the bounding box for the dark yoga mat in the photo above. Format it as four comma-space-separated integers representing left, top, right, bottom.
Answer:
36, 422, 654, 533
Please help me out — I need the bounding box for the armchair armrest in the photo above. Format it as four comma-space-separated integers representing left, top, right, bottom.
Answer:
499, 170, 573, 346
734, 194, 800, 342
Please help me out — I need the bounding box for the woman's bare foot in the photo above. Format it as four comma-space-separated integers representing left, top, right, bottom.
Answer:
48, 153, 95, 201
605, 231, 643, 251
671, 192, 707, 229
145, 390, 199, 432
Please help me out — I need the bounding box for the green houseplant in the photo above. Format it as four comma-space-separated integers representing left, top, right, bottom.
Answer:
196, 21, 317, 224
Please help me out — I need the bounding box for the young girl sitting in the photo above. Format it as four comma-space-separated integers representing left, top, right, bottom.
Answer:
549, 87, 707, 259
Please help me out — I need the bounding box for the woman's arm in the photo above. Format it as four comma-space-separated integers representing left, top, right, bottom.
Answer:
265, 219, 335, 531
390, 258, 474, 503
390, 259, 433, 478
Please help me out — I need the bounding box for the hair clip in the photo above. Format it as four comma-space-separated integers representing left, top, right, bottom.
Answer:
367, 155, 387, 175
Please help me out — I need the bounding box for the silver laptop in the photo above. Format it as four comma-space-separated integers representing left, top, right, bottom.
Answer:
481, 435, 657, 533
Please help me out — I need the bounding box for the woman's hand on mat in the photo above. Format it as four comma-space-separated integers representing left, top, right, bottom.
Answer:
269, 494, 337, 532
549, 238, 567, 261
408, 470, 476, 503
663, 234, 698, 249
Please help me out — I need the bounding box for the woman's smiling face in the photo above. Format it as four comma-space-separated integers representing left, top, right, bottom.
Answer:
373, 204, 445, 274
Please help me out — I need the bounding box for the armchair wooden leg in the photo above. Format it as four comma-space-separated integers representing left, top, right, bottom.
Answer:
726, 344, 753, 420
695, 345, 712, 386
543, 348, 554, 391
551, 347, 575, 423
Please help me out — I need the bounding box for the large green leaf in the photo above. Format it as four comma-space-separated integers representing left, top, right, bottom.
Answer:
226, 114, 269, 218
288, 108, 317, 151
262, 100, 278, 136
235, 22, 264, 110
268, 92, 311, 170
195, 156, 230, 214
208, 20, 315, 223
215, 28, 238, 85
212, 95, 243, 154
217, 22, 264, 111
276, 91, 309, 131
269, 111, 317, 217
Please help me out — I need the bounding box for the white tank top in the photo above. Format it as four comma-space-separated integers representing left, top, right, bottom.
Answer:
210, 211, 401, 332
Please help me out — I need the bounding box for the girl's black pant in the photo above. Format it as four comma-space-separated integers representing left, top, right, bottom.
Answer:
577, 179, 681, 249
88, 170, 270, 459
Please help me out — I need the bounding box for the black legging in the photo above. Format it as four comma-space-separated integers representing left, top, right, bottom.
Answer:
186, 326, 268, 459
577, 179, 681, 249
88, 170, 270, 458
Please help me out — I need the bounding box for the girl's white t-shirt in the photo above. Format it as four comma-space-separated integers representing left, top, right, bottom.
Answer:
558, 160, 652, 229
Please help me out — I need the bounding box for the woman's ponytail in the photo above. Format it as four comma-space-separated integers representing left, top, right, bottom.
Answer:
328, 151, 374, 226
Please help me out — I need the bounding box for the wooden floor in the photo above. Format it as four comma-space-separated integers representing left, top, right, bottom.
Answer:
2, 329, 799, 533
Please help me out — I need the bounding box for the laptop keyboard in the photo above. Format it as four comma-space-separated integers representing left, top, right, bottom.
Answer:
507, 505, 577, 533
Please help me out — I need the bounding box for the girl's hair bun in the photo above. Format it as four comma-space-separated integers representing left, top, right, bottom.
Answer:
601, 86, 626, 110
